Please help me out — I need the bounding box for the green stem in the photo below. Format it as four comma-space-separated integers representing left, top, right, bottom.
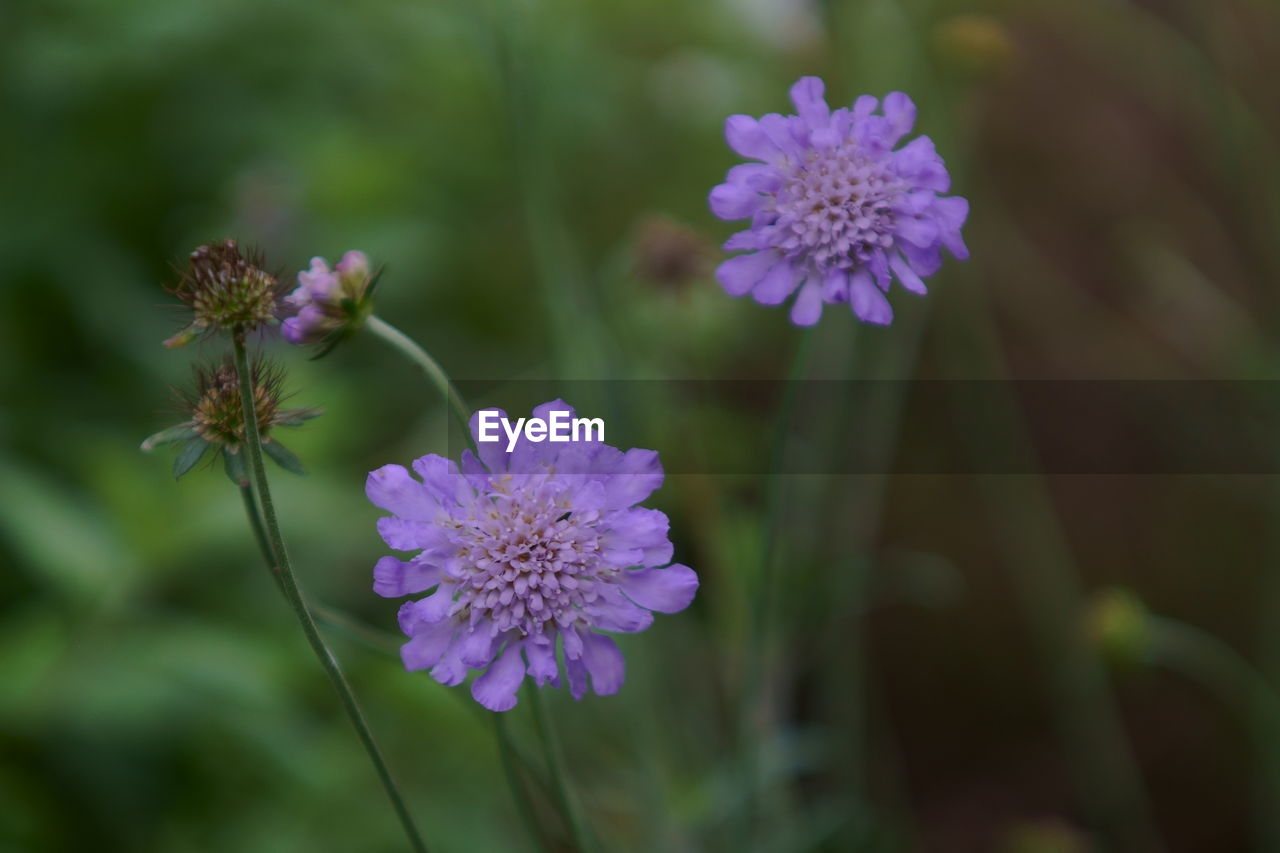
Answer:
366, 316, 566, 850
529, 686, 591, 852
739, 328, 817, 843
1148, 617, 1280, 722
1148, 614, 1280, 852
232, 338, 428, 853
242, 476, 552, 850
242, 482, 406, 658
238, 482, 279, 580
495, 712, 551, 853
366, 314, 472, 441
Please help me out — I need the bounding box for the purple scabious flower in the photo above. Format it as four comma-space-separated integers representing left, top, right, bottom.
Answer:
709, 77, 969, 326
282, 251, 374, 347
367, 400, 698, 712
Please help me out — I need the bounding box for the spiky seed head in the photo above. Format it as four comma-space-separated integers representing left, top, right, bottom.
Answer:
164, 239, 286, 346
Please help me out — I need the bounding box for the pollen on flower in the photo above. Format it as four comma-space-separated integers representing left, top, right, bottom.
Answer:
447, 479, 605, 637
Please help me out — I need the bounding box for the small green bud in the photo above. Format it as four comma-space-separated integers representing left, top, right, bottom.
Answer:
934, 15, 1018, 78
1087, 587, 1150, 670
1000, 819, 1092, 853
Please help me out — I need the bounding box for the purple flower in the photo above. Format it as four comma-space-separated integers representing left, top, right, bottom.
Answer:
282, 251, 374, 346
709, 77, 969, 326
367, 400, 699, 712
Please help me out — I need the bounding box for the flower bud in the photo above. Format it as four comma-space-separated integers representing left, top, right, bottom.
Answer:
934, 15, 1018, 78
281, 250, 377, 353
1086, 587, 1150, 670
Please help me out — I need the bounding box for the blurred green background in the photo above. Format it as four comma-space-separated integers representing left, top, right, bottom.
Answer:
5, 0, 1280, 850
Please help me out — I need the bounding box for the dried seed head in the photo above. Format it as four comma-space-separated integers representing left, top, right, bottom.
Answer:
632, 216, 715, 293
188, 360, 283, 447
165, 239, 286, 346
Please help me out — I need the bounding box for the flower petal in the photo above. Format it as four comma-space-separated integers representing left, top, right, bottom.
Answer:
789, 76, 830, 130
524, 636, 560, 687
933, 196, 970, 260
724, 114, 779, 161
790, 279, 824, 326
602, 508, 674, 568
400, 618, 457, 671
580, 633, 625, 696
723, 230, 762, 251
822, 267, 850, 303
431, 640, 468, 686
618, 564, 699, 614
566, 655, 588, 700
851, 271, 894, 325
470, 407, 510, 472
374, 555, 444, 598
367, 464, 441, 522
752, 258, 802, 305
709, 182, 764, 220
458, 625, 500, 667
471, 641, 527, 712
896, 216, 939, 248
715, 250, 779, 298
586, 586, 654, 633
890, 253, 927, 295
882, 92, 917, 144
599, 448, 664, 509
411, 455, 470, 507
377, 516, 447, 551
893, 136, 949, 191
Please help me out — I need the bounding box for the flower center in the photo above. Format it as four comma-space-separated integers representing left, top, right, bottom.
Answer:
773, 143, 904, 272
448, 482, 605, 636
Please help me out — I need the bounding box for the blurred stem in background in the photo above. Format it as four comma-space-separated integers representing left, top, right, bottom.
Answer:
479, 0, 609, 381
231, 337, 430, 853
810, 311, 935, 848
939, 297, 1162, 851
1144, 613, 1280, 732
1257, 479, 1280, 851
529, 686, 592, 852
739, 329, 816, 848
1127, 596, 1280, 852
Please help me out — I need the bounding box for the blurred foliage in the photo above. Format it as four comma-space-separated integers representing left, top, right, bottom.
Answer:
5, 0, 1280, 851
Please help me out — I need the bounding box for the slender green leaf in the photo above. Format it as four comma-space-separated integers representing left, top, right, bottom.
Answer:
141, 423, 197, 452
173, 437, 211, 479
275, 407, 323, 427
262, 439, 307, 475
222, 447, 249, 487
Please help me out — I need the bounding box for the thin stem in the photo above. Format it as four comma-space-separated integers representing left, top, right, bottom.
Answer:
938, 295, 1161, 850
1148, 614, 1280, 852
528, 686, 591, 852
365, 316, 564, 849
238, 482, 279, 578
739, 329, 817, 842
366, 315, 472, 442
242, 482, 406, 658
1149, 616, 1280, 723
232, 338, 428, 853
495, 712, 551, 853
